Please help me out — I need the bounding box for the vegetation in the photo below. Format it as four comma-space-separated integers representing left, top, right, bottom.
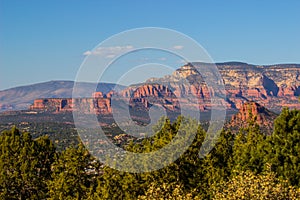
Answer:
0, 108, 299, 199
213, 169, 300, 200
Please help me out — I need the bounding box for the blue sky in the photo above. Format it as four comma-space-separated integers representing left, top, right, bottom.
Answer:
0, 0, 299, 90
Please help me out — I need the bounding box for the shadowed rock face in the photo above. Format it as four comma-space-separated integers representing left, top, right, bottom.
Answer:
27, 62, 299, 115
262, 75, 279, 96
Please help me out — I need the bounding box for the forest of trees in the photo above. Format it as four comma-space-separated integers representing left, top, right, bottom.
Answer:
0, 108, 300, 199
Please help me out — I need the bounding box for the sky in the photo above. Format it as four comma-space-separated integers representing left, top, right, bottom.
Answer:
0, 0, 300, 90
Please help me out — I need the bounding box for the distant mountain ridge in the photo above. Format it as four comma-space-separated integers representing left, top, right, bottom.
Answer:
1, 62, 299, 113
144, 62, 300, 112
0, 81, 123, 112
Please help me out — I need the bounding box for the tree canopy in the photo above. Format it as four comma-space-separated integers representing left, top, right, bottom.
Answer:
0, 108, 299, 199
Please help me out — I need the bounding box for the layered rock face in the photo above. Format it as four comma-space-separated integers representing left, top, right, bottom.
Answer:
30, 98, 74, 112
218, 63, 300, 110
143, 62, 300, 112
30, 96, 112, 114
29, 62, 300, 114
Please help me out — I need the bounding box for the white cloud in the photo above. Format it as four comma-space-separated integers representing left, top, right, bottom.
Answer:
83, 50, 92, 56
173, 45, 184, 50
83, 45, 134, 57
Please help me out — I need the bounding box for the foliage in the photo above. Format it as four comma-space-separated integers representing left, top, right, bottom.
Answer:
47, 143, 97, 200
267, 108, 300, 186
0, 108, 299, 199
213, 169, 300, 200
138, 182, 200, 200
0, 126, 56, 199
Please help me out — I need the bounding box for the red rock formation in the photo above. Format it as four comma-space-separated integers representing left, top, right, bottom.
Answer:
120, 84, 173, 98
95, 98, 111, 114
30, 98, 74, 112
30, 99, 46, 110
30, 97, 112, 114
230, 101, 277, 133
30, 82, 299, 115
28, 63, 300, 115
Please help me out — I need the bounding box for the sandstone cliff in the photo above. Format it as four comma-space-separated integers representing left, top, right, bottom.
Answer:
144, 62, 300, 112
30, 96, 112, 114
28, 62, 300, 115
228, 101, 277, 134
230, 101, 277, 126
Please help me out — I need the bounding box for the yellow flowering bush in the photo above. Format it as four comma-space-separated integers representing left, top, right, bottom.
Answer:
213, 170, 300, 200
137, 182, 201, 200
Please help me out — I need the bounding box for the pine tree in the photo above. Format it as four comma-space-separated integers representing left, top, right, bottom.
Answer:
0, 127, 55, 199
231, 111, 268, 174
267, 108, 300, 186
47, 143, 96, 200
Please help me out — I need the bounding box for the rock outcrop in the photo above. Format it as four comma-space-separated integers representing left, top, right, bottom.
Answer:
0, 81, 123, 112
229, 101, 277, 134
28, 62, 300, 115
30, 97, 112, 114
30, 98, 73, 112
144, 62, 300, 112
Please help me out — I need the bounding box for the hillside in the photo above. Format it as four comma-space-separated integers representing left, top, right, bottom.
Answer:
0, 81, 123, 112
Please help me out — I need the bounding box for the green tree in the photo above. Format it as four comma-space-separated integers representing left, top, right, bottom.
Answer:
91, 116, 206, 199
232, 114, 268, 174
267, 108, 300, 186
47, 143, 96, 200
200, 130, 234, 198
0, 126, 55, 200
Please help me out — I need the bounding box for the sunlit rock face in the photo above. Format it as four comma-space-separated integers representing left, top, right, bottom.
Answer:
29, 62, 300, 114
144, 62, 300, 112
228, 101, 277, 134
